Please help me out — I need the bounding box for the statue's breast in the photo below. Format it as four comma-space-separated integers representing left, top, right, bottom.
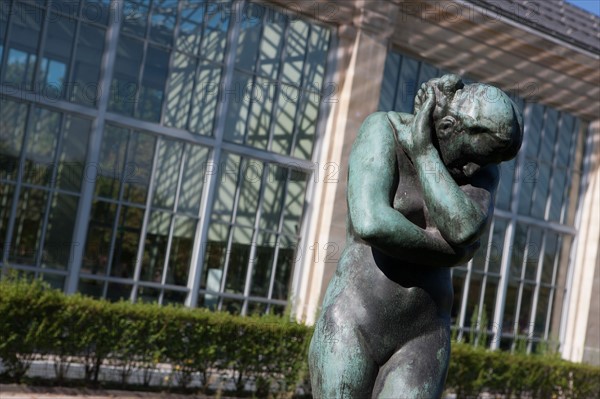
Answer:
393, 148, 428, 229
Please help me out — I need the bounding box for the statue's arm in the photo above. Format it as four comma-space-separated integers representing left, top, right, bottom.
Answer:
388, 86, 499, 247
413, 150, 499, 247
348, 113, 476, 266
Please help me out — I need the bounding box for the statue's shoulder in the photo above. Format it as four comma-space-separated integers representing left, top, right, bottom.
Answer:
356, 112, 395, 142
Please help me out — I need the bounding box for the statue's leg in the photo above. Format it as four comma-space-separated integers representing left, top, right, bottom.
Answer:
371, 325, 451, 399
309, 310, 378, 399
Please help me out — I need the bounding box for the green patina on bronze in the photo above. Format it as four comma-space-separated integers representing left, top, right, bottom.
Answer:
308, 75, 523, 398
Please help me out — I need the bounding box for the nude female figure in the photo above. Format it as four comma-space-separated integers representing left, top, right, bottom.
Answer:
308, 74, 523, 398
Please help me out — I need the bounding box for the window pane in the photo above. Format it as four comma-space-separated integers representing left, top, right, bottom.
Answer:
0, 184, 16, 260
451, 269, 466, 326
177, 0, 204, 53
166, 216, 195, 286
150, 0, 176, 46
152, 139, 183, 210
281, 171, 307, 236
188, 61, 221, 136
201, 1, 229, 63
42, 193, 79, 269
3, 1, 42, 89
122, 0, 149, 38
82, 200, 116, 275
211, 152, 240, 224
224, 226, 253, 294
235, 4, 262, 72
224, 71, 253, 144
245, 76, 273, 150
106, 282, 132, 301
0, 99, 28, 182
82, 0, 111, 26
250, 232, 275, 297
234, 159, 262, 227
123, 131, 155, 204
270, 83, 297, 155
56, 115, 91, 192
281, 19, 308, 85
109, 36, 143, 115
110, 205, 144, 278
96, 124, 128, 199
138, 45, 169, 122
41, 12, 75, 98
488, 218, 507, 274
9, 188, 48, 265
24, 108, 61, 186
142, 210, 170, 282
71, 23, 104, 106
202, 222, 228, 291
260, 165, 285, 231
164, 52, 195, 129
178, 144, 209, 215
304, 24, 330, 90
495, 158, 515, 210
272, 234, 296, 300
293, 93, 319, 160
257, 13, 284, 80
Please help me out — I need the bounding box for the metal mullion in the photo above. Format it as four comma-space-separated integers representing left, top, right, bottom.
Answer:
266, 169, 292, 303
241, 8, 268, 147
102, 132, 133, 297
65, 0, 122, 294
241, 163, 269, 315
6, 262, 68, 276
476, 219, 498, 335
0, 84, 99, 118
157, 142, 187, 303
33, 112, 67, 270
131, 0, 154, 118
527, 106, 548, 217
64, 1, 83, 102
199, 288, 288, 306
391, 54, 404, 111
287, 23, 313, 156
214, 166, 245, 307
130, 138, 161, 302
544, 234, 564, 340
527, 231, 548, 353
494, 208, 576, 235
559, 118, 582, 225
457, 259, 473, 342
157, 0, 182, 125
184, 0, 243, 308
511, 227, 532, 351
491, 102, 533, 350
217, 159, 248, 310
183, 0, 209, 132
31, 2, 52, 89
0, 0, 16, 83
264, 15, 289, 152
1, 101, 36, 269
543, 112, 565, 220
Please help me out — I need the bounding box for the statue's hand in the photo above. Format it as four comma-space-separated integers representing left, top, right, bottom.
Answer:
389, 85, 436, 159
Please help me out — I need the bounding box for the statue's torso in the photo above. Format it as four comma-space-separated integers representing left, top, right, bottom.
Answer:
320, 118, 454, 364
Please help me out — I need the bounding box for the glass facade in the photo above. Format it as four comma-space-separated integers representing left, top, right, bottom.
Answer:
0, 0, 332, 314
379, 52, 588, 351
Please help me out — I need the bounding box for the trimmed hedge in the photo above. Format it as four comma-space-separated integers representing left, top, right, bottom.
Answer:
0, 277, 309, 397
1, 277, 599, 398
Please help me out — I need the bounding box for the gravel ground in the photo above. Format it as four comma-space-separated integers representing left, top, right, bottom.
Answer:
0, 385, 242, 399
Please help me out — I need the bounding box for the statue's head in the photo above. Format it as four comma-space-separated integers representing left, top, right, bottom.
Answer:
417, 74, 523, 178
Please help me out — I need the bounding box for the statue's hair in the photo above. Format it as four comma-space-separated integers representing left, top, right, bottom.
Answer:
419, 74, 523, 162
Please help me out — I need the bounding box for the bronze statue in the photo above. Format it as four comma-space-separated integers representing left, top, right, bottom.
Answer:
308, 75, 523, 398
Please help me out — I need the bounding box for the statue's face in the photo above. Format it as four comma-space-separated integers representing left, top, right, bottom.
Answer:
435, 85, 516, 179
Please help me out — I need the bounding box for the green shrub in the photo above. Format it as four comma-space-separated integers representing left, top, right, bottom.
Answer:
0, 276, 599, 398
